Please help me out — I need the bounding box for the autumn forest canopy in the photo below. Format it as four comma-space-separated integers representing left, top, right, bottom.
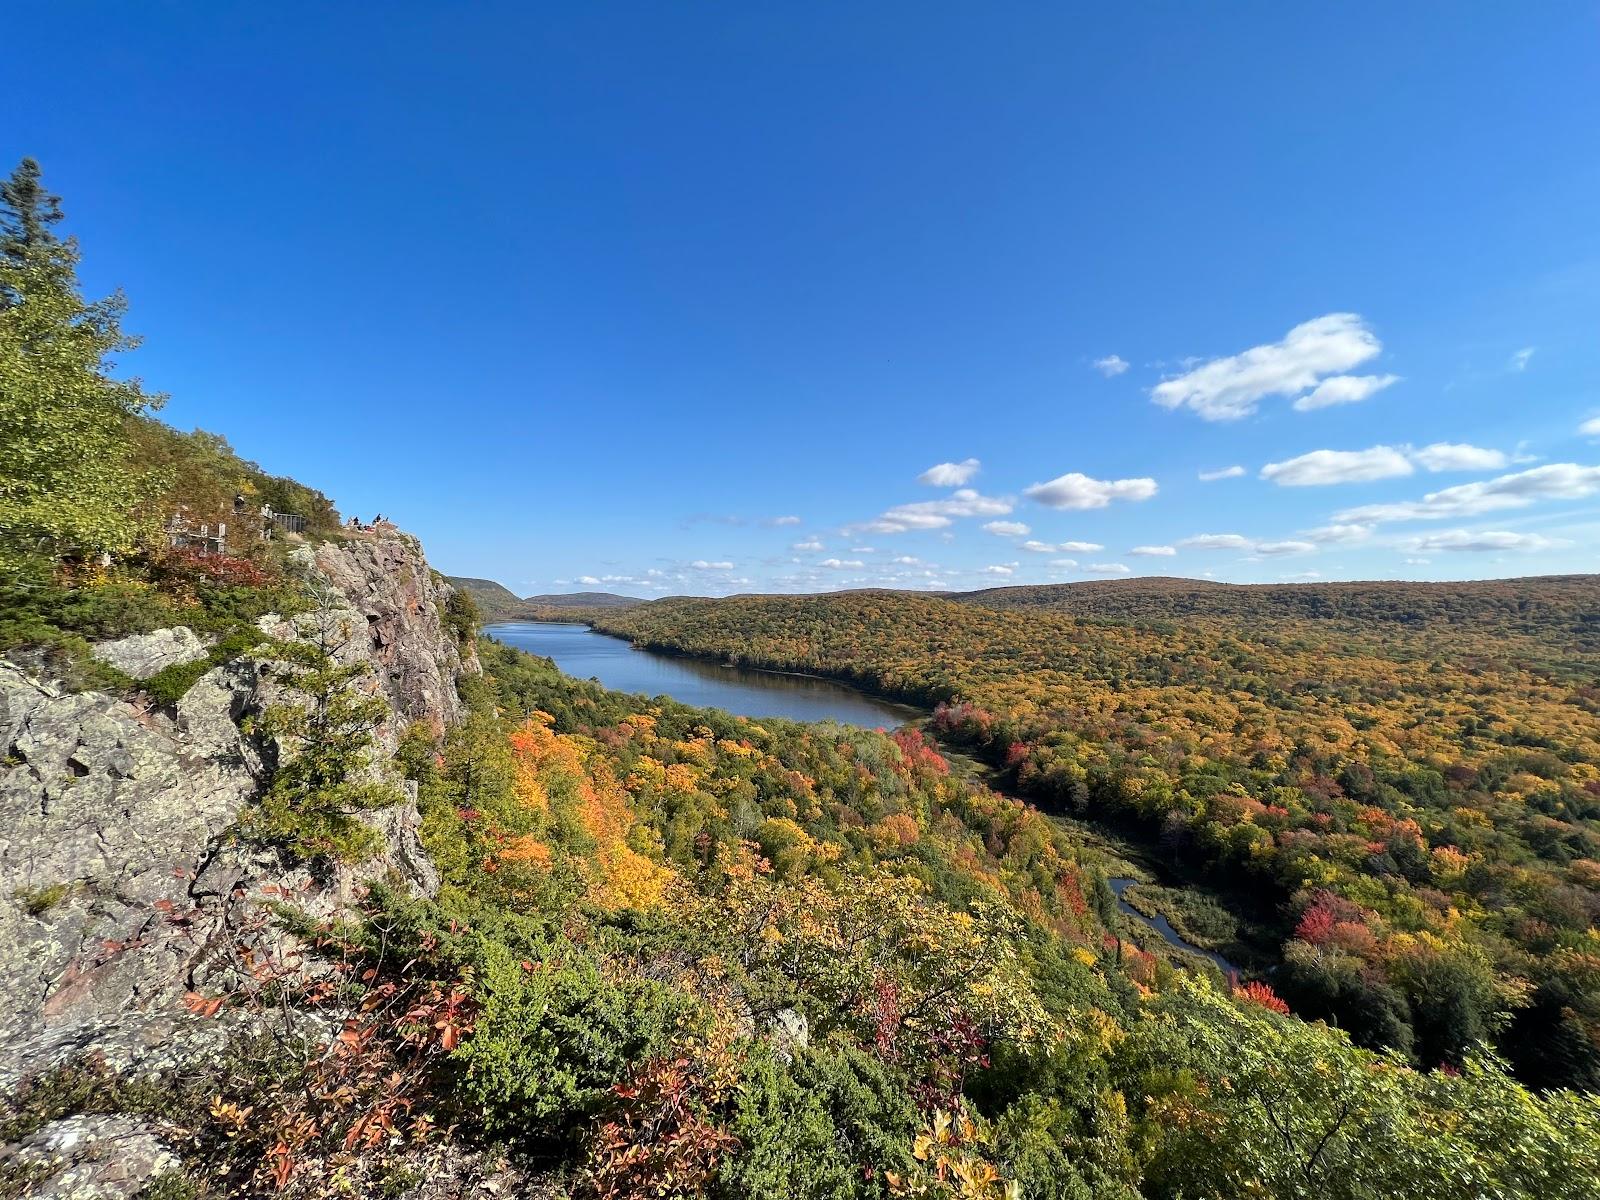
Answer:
4, 151, 1600, 1200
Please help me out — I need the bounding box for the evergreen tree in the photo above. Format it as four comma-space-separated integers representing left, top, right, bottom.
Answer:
0, 157, 166, 569
0, 157, 63, 260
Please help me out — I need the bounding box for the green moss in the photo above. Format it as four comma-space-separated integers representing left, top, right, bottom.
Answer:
143, 657, 214, 706
14, 881, 72, 916
0, 1061, 176, 1143
137, 1172, 206, 1200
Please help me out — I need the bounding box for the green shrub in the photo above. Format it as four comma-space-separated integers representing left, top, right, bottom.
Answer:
717, 1038, 919, 1200
456, 939, 697, 1136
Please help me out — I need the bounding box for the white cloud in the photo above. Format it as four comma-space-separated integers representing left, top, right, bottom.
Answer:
1049, 558, 1079, 568
1129, 545, 1177, 557
793, 538, 824, 552
853, 488, 1012, 534
850, 546, 876, 553
918, 458, 981, 487
1085, 562, 1131, 575
1406, 529, 1563, 553
1336, 463, 1600, 524
1511, 347, 1535, 371
691, 560, 734, 570
765, 515, 802, 526
1198, 465, 1246, 482
982, 520, 1031, 537
980, 564, 1015, 576
1093, 354, 1130, 377
1303, 523, 1372, 544
1179, 533, 1255, 551
1255, 540, 1317, 557
1408, 443, 1509, 472
1292, 373, 1401, 412
891, 555, 920, 565
1403, 557, 1431, 566
1021, 539, 1104, 553
1263, 442, 1509, 486
1281, 571, 1322, 580
1261, 446, 1414, 487
1024, 472, 1158, 510
819, 558, 866, 569
1580, 417, 1600, 437
1150, 313, 1383, 421
576, 575, 600, 585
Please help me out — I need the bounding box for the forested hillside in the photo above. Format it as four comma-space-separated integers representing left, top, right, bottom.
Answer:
7, 154, 1600, 1198
596, 578, 1600, 1091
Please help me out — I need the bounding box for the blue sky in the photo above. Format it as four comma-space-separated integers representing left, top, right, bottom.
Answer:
10, 3, 1600, 595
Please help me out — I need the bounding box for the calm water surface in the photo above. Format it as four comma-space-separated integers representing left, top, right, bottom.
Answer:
485, 621, 921, 728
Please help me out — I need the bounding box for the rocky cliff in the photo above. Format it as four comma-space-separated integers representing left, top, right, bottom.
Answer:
0, 530, 477, 1196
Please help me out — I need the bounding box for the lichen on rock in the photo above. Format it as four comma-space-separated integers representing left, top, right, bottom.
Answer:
87, 627, 209, 681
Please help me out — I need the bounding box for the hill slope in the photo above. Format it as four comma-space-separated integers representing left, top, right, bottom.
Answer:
594, 576, 1600, 1090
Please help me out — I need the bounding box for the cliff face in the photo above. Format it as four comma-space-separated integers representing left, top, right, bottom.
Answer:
0, 531, 475, 1104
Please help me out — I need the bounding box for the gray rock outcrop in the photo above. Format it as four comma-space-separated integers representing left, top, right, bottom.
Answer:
0, 529, 475, 1104
0, 1115, 180, 1199
88, 627, 208, 680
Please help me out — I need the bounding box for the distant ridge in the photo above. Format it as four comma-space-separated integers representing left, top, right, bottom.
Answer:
522, 591, 646, 609
446, 576, 645, 621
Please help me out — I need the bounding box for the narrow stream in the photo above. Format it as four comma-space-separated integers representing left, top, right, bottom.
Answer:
1108, 877, 1240, 976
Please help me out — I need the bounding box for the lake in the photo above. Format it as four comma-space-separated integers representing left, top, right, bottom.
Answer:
484, 621, 923, 728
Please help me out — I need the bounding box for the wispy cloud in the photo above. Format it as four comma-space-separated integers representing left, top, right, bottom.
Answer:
1129, 545, 1177, 557
1177, 533, 1313, 557
1092, 354, 1130, 377
1151, 313, 1383, 421
1581, 417, 1600, 438
1085, 562, 1131, 575
1179, 533, 1255, 551
918, 458, 981, 487
1261, 446, 1414, 486
764, 514, 802, 527
690, 560, 735, 570
1406, 529, 1563, 553
1511, 347, 1536, 371
818, 558, 865, 569
793, 538, 824, 552
851, 488, 1013, 534
1336, 463, 1600, 524
982, 520, 1031, 537
1021, 539, 1104, 553
1024, 472, 1158, 509
1302, 523, 1372, 545
1198, 465, 1246, 482
1292, 373, 1401, 412
1261, 442, 1508, 486
1408, 443, 1510, 472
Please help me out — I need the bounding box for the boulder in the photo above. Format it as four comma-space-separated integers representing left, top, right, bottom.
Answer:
88, 628, 207, 681
0, 1115, 180, 1199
